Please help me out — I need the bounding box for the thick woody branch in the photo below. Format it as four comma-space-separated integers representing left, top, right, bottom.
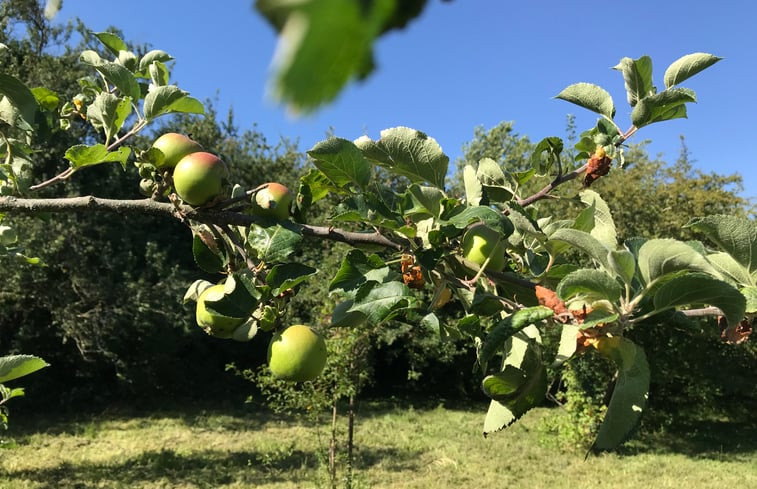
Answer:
0, 196, 407, 251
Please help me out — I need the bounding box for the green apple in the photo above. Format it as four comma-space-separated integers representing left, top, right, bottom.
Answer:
461, 224, 506, 272
151, 133, 203, 168
250, 182, 294, 220
195, 284, 246, 338
173, 152, 228, 206
267, 325, 327, 382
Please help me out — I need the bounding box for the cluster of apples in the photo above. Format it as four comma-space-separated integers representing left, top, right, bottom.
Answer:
151, 133, 326, 382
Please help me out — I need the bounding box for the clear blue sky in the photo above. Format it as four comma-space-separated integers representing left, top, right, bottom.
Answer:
57, 1, 757, 198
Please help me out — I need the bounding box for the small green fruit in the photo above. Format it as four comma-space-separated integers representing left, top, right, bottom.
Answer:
151, 133, 203, 168
267, 325, 327, 382
196, 284, 246, 338
173, 152, 228, 206
461, 224, 506, 272
250, 182, 294, 220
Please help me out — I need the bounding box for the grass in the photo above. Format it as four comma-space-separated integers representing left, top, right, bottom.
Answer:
1, 401, 755, 489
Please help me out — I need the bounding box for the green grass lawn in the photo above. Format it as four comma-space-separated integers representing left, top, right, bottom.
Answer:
1, 402, 755, 489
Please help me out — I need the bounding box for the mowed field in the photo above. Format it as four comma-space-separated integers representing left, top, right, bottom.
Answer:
1, 403, 755, 489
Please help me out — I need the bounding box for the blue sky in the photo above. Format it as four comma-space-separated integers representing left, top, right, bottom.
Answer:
57, 1, 757, 198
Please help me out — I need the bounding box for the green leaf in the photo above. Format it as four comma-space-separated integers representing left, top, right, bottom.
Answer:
445, 206, 512, 234
741, 286, 757, 314
553, 324, 580, 367
191, 229, 226, 274
30, 87, 60, 111
80, 50, 140, 100
579, 189, 617, 249
530, 137, 563, 175
329, 249, 391, 294
664, 52, 722, 89
478, 306, 554, 373
592, 338, 649, 452
404, 185, 444, 219
341, 280, 416, 326
355, 127, 449, 189
557, 268, 622, 303
483, 329, 547, 435
248, 223, 303, 263
637, 238, 717, 285
183, 279, 213, 304
266, 263, 317, 296
463, 164, 483, 206
143, 85, 204, 121
64, 144, 131, 170
257, 0, 394, 112
92, 31, 127, 56
548, 228, 611, 270
707, 252, 753, 287
477, 157, 513, 202
0, 225, 18, 246
653, 273, 745, 326
613, 55, 655, 107
608, 248, 636, 285
138, 50, 174, 73
86, 92, 132, 142
555, 82, 615, 119
481, 365, 527, 402
0, 355, 48, 383
307, 137, 371, 189
631, 87, 696, 128
686, 215, 757, 274
0, 73, 38, 130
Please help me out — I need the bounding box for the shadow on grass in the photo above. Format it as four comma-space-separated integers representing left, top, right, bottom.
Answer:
5, 445, 426, 488
620, 417, 757, 459
6, 447, 316, 488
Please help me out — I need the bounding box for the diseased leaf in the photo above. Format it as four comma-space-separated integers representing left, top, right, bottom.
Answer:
664, 52, 722, 89
555, 82, 615, 119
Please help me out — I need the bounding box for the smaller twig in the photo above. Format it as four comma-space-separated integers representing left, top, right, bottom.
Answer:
680, 306, 723, 317
217, 223, 257, 272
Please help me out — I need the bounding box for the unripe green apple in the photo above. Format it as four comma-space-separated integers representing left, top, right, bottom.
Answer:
151, 133, 203, 168
196, 284, 246, 338
267, 325, 327, 382
250, 182, 294, 220
461, 224, 506, 272
173, 152, 229, 206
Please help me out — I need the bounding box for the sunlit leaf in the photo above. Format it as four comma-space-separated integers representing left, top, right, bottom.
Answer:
613, 55, 655, 107
248, 223, 303, 263
592, 338, 649, 452
685, 215, 757, 274
555, 82, 615, 119
653, 273, 745, 326
143, 85, 204, 121
557, 268, 622, 303
307, 137, 371, 189
0, 355, 48, 383
664, 52, 722, 89
637, 238, 716, 285
64, 144, 131, 170
355, 127, 449, 189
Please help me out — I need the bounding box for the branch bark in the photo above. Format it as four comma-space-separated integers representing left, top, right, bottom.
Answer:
0, 196, 408, 251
